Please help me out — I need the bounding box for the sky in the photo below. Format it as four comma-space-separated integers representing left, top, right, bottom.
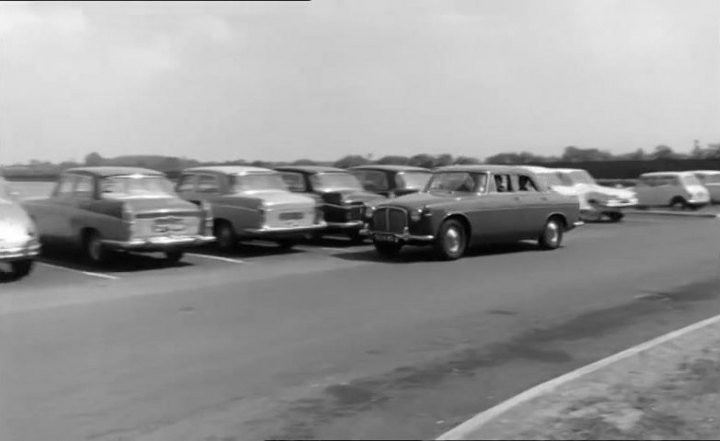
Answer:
0, 0, 719, 165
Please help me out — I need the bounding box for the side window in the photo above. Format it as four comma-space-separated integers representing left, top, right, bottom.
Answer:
197, 175, 220, 193
280, 172, 306, 192
73, 175, 95, 200
668, 176, 680, 186
176, 174, 197, 192
517, 174, 539, 192
54, 175, 78, 197
357, 170, 389, 192
492, 174, 513, 193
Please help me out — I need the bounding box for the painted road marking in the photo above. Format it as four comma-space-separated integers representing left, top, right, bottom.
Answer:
186, 253, 246, 264
38, 263, 120, 280
436, 312, 720, 440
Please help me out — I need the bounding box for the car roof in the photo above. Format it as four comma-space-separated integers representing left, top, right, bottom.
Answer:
274, 165, 348, 174
183, 165, 275, 175
545, 168, 588, 173
433, 164, 539, 175
691, 170, 720, 174
349, 165, 431, 172
640, 171, 696, 177
64, 167, 165, 177
516, 165, 552, 173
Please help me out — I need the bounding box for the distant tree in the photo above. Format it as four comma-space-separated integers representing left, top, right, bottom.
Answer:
454, 156, 481, 165
650, 145, 677, 160
408, 154, 435, 168
376, 155, 411, 165
561, 146, 614, 162
334, 155, 370, 168
251, 160, 269, 168
84, 152, 104, 166
434, 154, 454, 167
291, 159, 318, 166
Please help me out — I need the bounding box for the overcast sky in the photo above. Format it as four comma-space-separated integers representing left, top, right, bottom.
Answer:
0, 0, 719, 164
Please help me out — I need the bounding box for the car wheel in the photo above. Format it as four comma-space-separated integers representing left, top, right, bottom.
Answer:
214, 221, 237, 251
607, 212, 624, 222
165, 250, 184, 263
539, 217, 564, 250
276, 239, 297, 250
374, 242, 402, 259
11, 260, 34, 279
84, 230, 109, 264
670, 197, 689, 210
434, 219, 467, 261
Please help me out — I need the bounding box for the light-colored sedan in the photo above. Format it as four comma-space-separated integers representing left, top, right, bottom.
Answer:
22, 167, 215, 264
0, 178, 41, 279
176, 166, 326, 250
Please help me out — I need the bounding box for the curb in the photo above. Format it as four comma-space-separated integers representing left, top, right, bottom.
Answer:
625, 210, 719, 218
435, 312, 720, 441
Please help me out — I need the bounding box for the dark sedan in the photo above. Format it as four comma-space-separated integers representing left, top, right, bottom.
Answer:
349, 165, 432, 198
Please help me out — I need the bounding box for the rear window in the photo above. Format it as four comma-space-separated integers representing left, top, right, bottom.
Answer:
396, 172, 432, 190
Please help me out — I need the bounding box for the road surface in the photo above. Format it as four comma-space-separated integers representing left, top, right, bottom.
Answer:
1, 214, 719, 440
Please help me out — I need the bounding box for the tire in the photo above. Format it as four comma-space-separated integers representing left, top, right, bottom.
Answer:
374, 242, 402, 259
434, 219, 467, 261
165, 250, 184, 263
11, 260, 34, 279
214, 221, 237, 251
607, 212, 624, 222
276, 239, 297, 250
670, 197, 689, 210
539, 217, 564, 250
84, 230, 109, 264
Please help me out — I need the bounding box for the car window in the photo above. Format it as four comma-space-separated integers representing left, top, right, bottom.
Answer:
55, 175, 78, 197
396, 172, 432, 190
517, 174, 539, 192
681, 174, 702, 187
177, 174, 197, 192
310, 173, 363, 192
197, 175, 220, 193
428, 172, 486, 193
492, 174, 513, 193
351, 170, 389, 192
279, 172, 306, 192
100, 175, 176, 199
231, 173, 289, 192
73, 175, 95, 200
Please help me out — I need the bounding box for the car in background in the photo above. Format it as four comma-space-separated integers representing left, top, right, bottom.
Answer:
176, 166, 326, 250
518, 166, 580, 198
348, 165, 432, 198
635, 171, 710, 210
691, 170, 720, 203
0, 177, 41, 279
22, 167, 215, 265
274, 165, 386, 242
548, 168, 638, 222
363, 165, 582, 260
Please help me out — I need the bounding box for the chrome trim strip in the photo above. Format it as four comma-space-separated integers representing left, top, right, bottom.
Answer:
244, 223, 327, 234
325, 220, 365, 228
102, 235, 216, 249
0, 244, 41, 261
367, 231, 435, 242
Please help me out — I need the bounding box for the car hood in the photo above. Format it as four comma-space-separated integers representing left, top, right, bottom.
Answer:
549, 185, 580, 197
0, 201, 35, 242
228, 190, 316, 207
375, 191, 464, 210
319, 189, 386, 205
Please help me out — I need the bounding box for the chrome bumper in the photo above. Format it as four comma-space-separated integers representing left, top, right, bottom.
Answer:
244, 223, 327, 234
573, 221, 584, 227
102, 235, 216, 250
363, 229, 435, 242
0, 243, 41, 262
326, 220, 365, 229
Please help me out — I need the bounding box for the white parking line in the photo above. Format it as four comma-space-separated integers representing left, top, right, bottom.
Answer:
38, 263, 120, 280
186, 253, 246, 264
320, 247, 349, 252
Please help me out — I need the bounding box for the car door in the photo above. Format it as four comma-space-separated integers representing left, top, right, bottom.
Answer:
634, 176, 655, 206
512, 172, 552, 237
467, 172, 523, 242
65, 174, 104, 239
39, 174, 81, 240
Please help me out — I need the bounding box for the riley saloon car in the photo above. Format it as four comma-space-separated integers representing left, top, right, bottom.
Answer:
22, 167, 215, 265
348, 165, 433, 198
364, 165, 582, 260
0, 177, 41, 279
176, 166, 326, 250
274, 165, 386, 242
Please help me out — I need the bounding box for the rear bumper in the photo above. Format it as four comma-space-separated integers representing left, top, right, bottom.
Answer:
0, 242, 41, 262
244, 223, 327, 236
102, 235, 216, 251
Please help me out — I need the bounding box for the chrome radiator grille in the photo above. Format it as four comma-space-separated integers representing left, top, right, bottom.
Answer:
373, 207, 407, 234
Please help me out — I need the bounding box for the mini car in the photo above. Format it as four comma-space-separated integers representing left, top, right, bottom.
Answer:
691, 170, 720, 204
176, 166, 326, 250
364, 165, 582, 260
635, 171, 710, 209
348, 165, 432, 198
274, 165, 386, 242
0, 177, 41, 279
22, 167, 215, 264
545, 168, 638, 222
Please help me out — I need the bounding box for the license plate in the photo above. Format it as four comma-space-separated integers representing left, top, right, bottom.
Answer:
280, 212, 305, 221
374, 233, 397, 243
153, 220, 186, 233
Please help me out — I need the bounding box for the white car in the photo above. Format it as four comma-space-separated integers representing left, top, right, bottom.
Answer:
635, 171, 710, 209
524, 167, 637, 222
691, 170, 720, 204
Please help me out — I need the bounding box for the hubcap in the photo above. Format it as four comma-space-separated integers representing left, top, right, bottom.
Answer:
445, 227, 462, 254
546, 222, 559, 245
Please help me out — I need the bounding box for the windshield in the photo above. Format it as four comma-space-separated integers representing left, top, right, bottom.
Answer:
397, 172, 432, 190
232, 173, 289, 192
427, 172, 487, 193
311, 172, 363, 191
100, 175, 175, 199
681, 174, 703, 186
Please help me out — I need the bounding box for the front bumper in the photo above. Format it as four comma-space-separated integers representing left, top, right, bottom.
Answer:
361, 229, 435, 242
102, 235, 216, 251
0, 242, 41, 262
244, 223, 327, 235
325, 220, 365, 229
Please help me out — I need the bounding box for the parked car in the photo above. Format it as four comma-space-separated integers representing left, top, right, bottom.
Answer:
547, 168, 638, 222
691, 170, 720, 203
635, 171, 710, 209
363, 165, 582, 260
22, 167, 215, 264
348, 165, 432, 198
0, 177, 41, 279
518, 166, 581, 198
274, 165, 386, 242
175, 166, 326, 250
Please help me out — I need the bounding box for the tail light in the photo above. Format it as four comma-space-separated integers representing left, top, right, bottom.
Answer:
201, 201, 214, 234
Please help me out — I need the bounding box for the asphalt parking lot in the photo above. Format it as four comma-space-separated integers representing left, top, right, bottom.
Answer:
2, 213, 720, 440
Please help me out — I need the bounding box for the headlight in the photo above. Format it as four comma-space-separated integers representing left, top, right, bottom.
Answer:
364, 205, 375, 219
410, 208, 423, 222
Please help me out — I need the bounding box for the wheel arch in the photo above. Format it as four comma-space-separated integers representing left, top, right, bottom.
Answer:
441, 212, 472, 245
545, 212, 568, 230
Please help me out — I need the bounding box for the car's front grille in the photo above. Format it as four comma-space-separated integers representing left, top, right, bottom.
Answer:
373, 207, 407, 234
347, 203, 365, 221
279, 212, 305, 221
